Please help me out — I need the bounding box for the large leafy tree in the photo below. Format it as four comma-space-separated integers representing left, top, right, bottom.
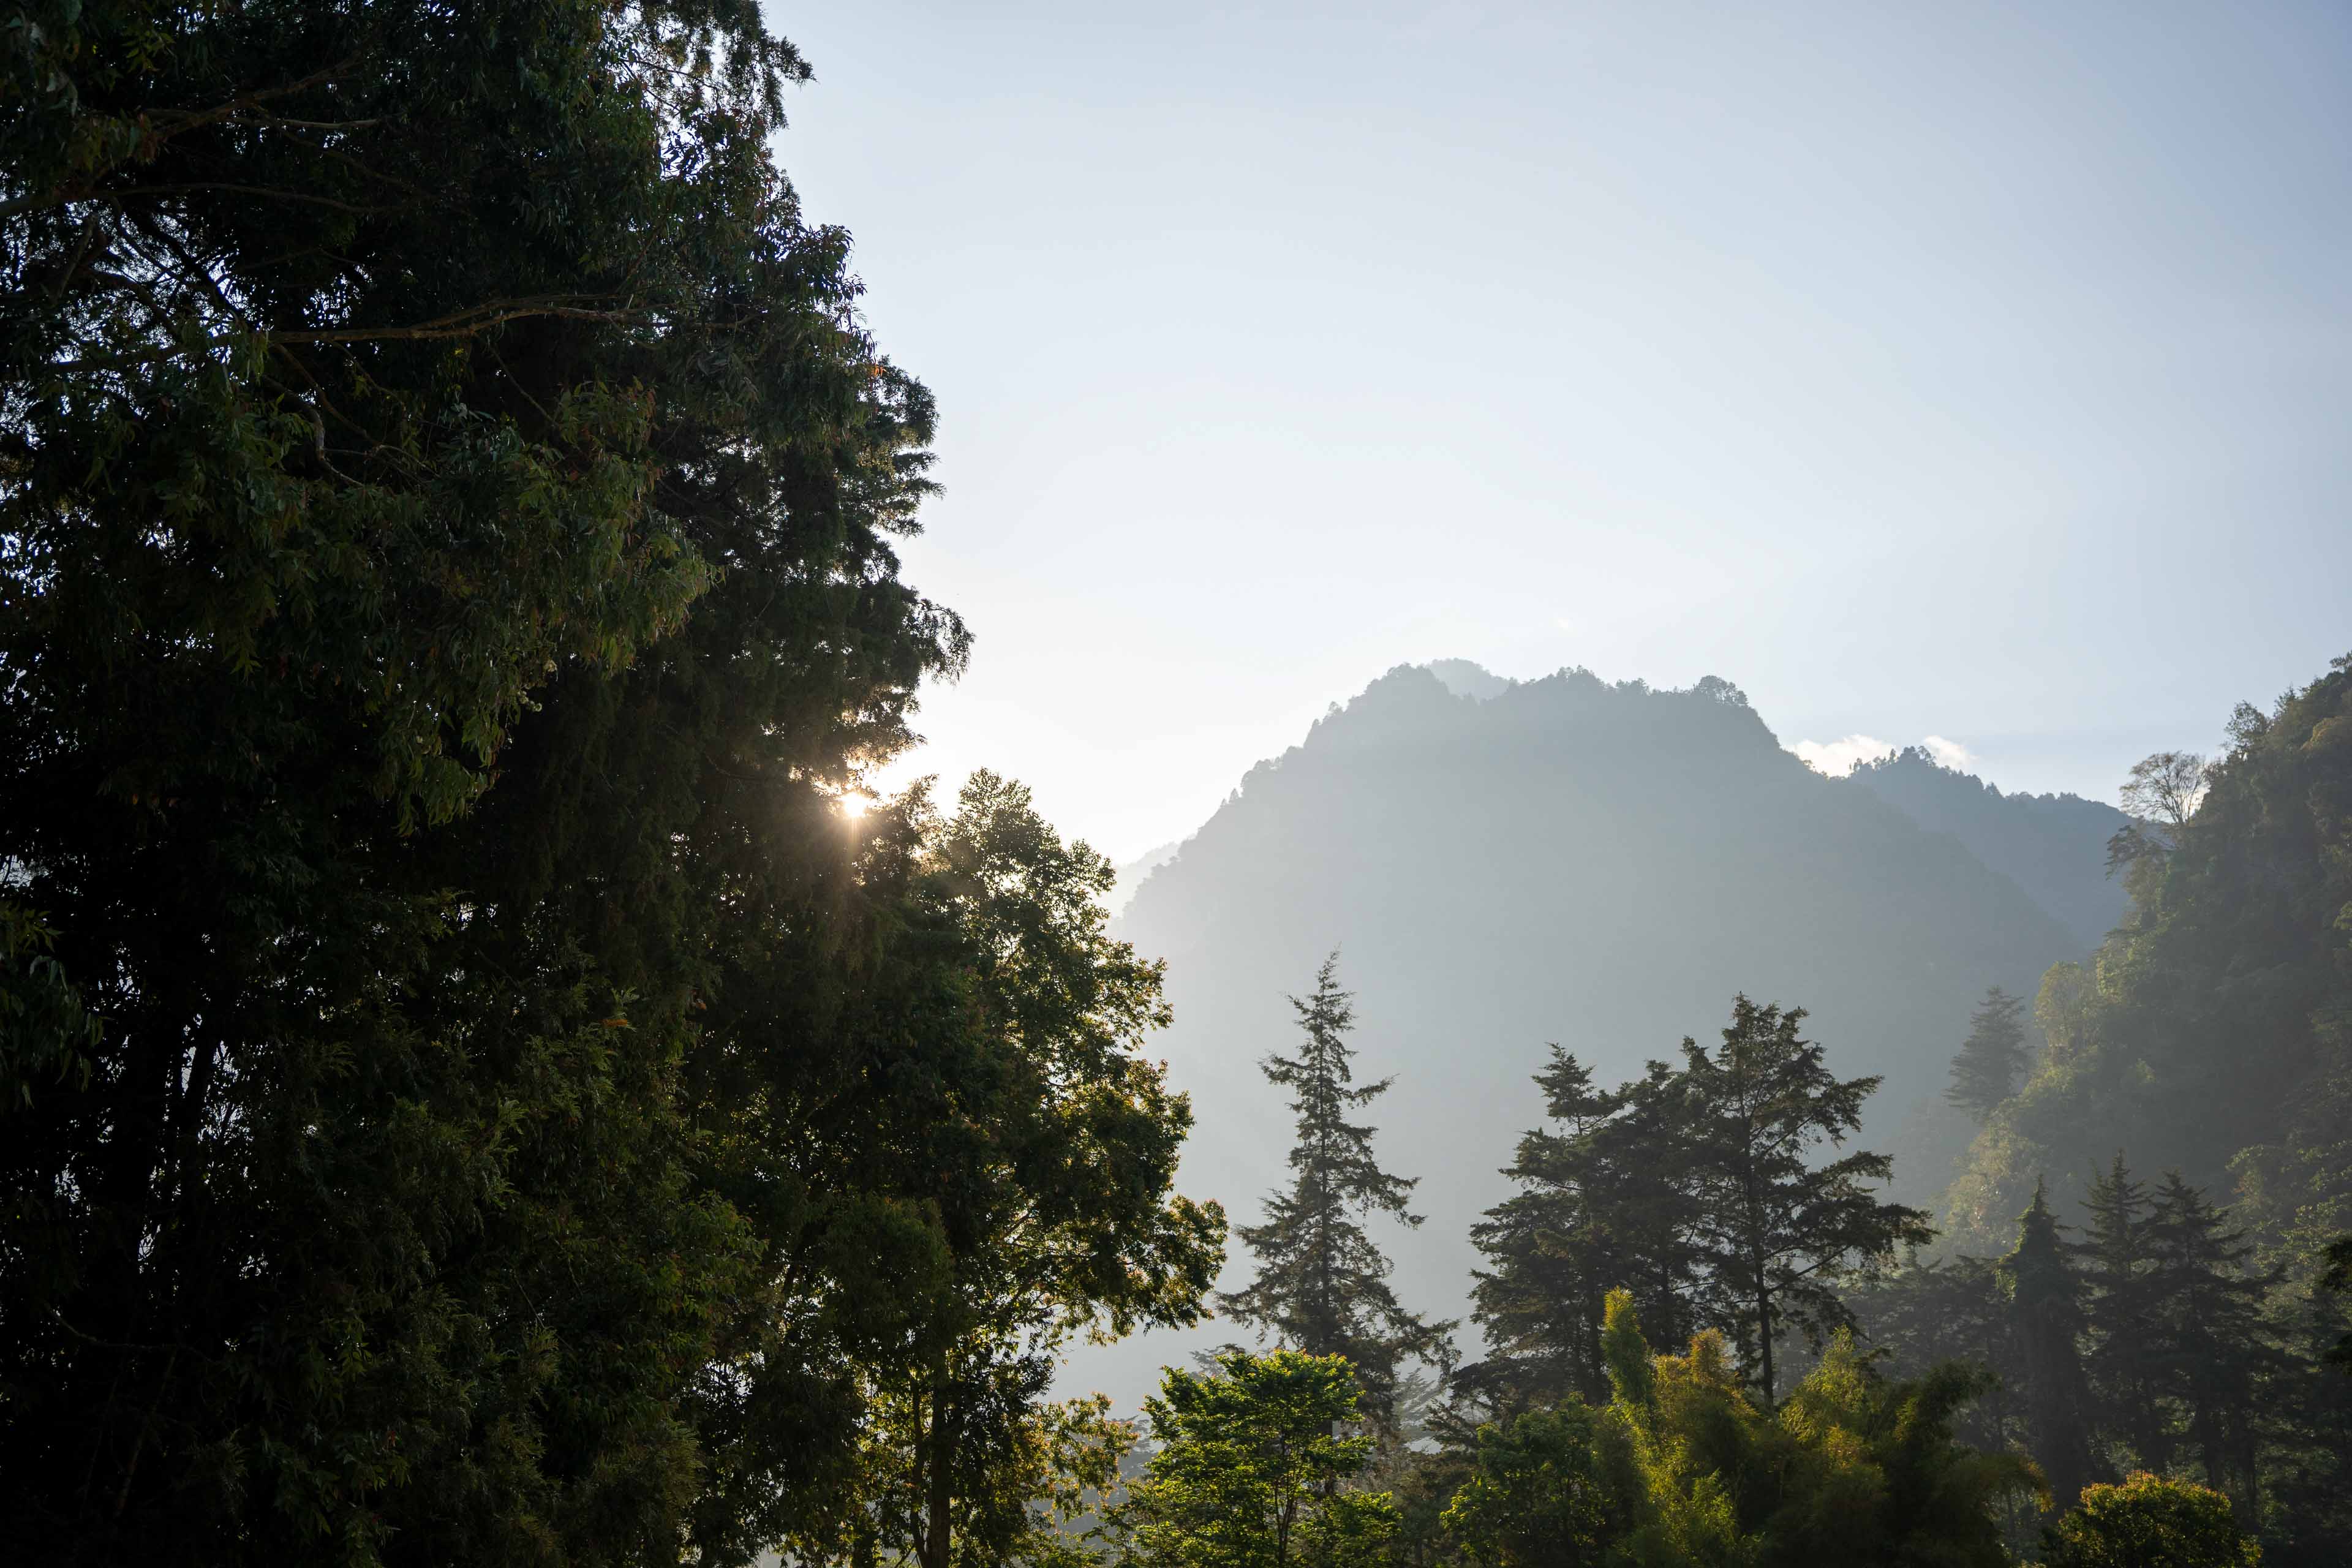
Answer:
2043, 1471, 2261, 1568
783, 776, 1224, 1568
1219, 954, 1451, 1430
0, 6, 1227, 1567
1114, 1349, 1400, 1568
1676, 996, 1933, 1401
1437, 1401, 1623, 1568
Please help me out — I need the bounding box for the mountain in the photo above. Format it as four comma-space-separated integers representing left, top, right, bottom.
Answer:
1426, 658, 1515, 703
1075, 662, 2102, 1406
1109, 839, 1184, 915
1841, 747, 2130, 952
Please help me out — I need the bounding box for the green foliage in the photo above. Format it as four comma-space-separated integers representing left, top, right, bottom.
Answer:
1940, 660, 2352, 1249
2, 7, 1227, 1567
1999, 1180, 2103, 1509
1921, 655, 2352, 1558
2043, 1472, 2261, 1568
1440, 1402, 1622, 1568
1946, 986, 2032, 1123
2324, 1237, 2352, 1372
769, 775, 1227, 1568
0, 902, 100, 1109
1116, 1349, 1400, 1568
2073, 1156, 2173, 1473
1468, 1052, 1698, 1411
1678, 997, 1935, 1401
1221, 954, 1452, 1430
2141, 1174, 2274, 1505
1441, 1290, 2037, 1568
1470, 998, 1928, 1409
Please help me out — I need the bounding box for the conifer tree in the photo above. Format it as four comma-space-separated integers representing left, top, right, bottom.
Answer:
1467, 1051, 1698, 1408
1221, 953, 1452, 1429
1677, 996, 1933, 1401
2001, 1180, 2103, 1509
2143, 1173, 2272, 1506
2073, 1155, 2171, 1472
1945, 986, 2033, 1121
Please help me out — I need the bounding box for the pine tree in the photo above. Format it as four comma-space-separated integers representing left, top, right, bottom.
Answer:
1678, 995, 1934, 1401
2073, 1155, 2170, 1472
1467, 1051, 1698, 1408
1221, 953, 1452, 1430
1945, 986, 2033, 1121
2143, 1173, 2273, 1509
2001, 1179, 2103, 1509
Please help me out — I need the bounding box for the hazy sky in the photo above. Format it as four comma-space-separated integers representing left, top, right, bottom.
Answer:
773, 1, 2352, 861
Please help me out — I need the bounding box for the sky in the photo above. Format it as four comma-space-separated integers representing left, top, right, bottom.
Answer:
769, 1, 2352, 862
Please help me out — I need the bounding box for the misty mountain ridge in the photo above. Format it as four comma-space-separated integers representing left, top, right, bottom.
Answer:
1078, 660, 2125, 1404
1839, 745, 2129, 952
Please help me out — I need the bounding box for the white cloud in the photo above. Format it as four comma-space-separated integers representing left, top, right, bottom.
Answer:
1921, 734, 1974, 771
1792, 734, 1897, 777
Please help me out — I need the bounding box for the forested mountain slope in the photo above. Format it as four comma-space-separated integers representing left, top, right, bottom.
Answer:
1940, 655, 2352, 1253
1102, 664, 2089, 1389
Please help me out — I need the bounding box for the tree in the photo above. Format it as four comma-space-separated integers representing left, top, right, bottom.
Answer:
1946, 986, 2033, 1122
2106, 751, 2209, 874
2001, 1180, 2103, 1509
1219, 954, 1452, 1430
2325, 1236, 2352, 1373
1594, 1289, 2038, 1567
6, 6, 925, 1561
2043, 1472, 2262, 1568
846, 1381, 1137, 1568
1931, 657, 2352, 1555
1439, 1403, 1623, 1568
1676, 996, 1934, 1401
2073, 1155, 2171, 1473
1467, 1051, 1698, 1409
1, 7, 1242, 1566
2120, 752, 2211, 835
795, 777, 1226, 1568
2143, 1173, 2272, 1508
1115, 1350, 1399, 1568
1844, 1251, 2024, 1460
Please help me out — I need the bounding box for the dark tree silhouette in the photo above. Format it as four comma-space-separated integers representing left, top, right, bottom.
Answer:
2001, 1180, 2103, 1510
1678, 996, 1934, 1401
2072, 1155, 2170, 1473
1221, 952, 1453, 1429
1469, 1052, 1698, 1408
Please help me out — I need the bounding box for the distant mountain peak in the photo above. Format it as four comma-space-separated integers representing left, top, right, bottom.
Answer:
1423, 659, 1514, 702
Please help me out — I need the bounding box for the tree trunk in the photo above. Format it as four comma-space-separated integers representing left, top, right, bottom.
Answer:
922, 1363, 954, 1568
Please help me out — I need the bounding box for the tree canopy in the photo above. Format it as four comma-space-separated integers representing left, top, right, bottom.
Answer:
1221, 954, 1452, 1431
1, 7, 1214, 1566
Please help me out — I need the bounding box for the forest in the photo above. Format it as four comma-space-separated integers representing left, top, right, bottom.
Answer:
3, 4, 2348, 1566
